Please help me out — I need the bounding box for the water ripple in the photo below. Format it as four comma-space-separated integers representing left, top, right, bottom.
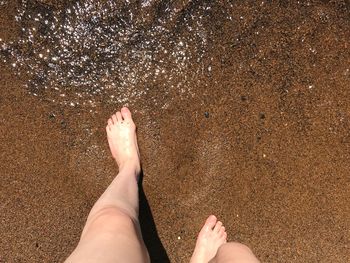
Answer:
1, 0, 214, 108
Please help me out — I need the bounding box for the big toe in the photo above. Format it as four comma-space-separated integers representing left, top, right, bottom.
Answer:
121, 107, 132, 120
203, 215, 217, 231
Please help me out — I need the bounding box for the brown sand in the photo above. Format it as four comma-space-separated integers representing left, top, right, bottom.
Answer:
1, 1, 350, 263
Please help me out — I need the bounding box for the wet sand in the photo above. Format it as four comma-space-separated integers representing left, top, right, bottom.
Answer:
1, 1, 350, 262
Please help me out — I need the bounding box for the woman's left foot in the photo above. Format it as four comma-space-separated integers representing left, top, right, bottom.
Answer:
106, 107, 141, 174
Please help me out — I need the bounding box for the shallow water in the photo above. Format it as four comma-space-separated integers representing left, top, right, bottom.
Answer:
0, 0, 233, 108
1, 1, 350, 263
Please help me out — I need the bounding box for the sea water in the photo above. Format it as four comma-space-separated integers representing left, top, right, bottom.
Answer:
0, 0, 230, 108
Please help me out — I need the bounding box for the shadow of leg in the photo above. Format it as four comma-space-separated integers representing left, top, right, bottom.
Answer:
139, 171, 170, 263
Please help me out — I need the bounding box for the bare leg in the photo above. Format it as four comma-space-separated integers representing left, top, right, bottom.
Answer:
191, 215, 259, 263
210, 242, 260, 263
65, 107, 149, 263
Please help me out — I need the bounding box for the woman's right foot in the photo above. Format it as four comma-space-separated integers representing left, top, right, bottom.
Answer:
106, 107, 141, 174
190, 215, 227, 263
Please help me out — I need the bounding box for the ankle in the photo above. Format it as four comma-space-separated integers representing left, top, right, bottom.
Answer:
118, 160, 141, 174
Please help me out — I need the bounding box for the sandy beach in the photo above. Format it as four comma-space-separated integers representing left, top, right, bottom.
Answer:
0, 1, 349, 262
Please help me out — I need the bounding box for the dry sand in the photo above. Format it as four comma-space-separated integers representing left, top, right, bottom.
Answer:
1, 1, 349, 262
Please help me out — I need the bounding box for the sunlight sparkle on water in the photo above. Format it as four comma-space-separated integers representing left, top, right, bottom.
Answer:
0, 0, 216, 108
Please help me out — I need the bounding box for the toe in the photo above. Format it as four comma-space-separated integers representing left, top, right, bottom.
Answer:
121, 107, 132, 120
219, 227, 225, 236
112, 114, 118, 124
106, 120, 112, 131
116, 112, 122, 122
214, 221, 223, 233
222, 232, 227, 242
204, 215, 217, 231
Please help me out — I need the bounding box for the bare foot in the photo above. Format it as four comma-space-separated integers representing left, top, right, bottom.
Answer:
106, 107, 141, 173
190, 215, 227, 263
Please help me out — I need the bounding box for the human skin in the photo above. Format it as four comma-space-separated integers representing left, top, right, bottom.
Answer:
65, 107, 259, 263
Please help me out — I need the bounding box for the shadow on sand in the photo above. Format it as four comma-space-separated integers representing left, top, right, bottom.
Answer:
139, 171, 170, 263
